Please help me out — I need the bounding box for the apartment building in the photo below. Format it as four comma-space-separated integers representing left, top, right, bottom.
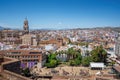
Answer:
0, 50, 46, 68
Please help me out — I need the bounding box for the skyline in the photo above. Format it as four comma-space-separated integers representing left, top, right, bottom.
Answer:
0, 0, 120, 29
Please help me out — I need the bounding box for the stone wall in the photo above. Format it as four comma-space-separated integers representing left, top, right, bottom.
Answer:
3, 61, 21, 74
95, 74, 118, 80
0, 55, 4, 65
0, 66, 2, 72
0, 57, 32, 80
1, 70, 32, 80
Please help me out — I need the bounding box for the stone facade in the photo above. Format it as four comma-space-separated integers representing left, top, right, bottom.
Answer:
21, 34, 38, 46
21, 34, 32, 45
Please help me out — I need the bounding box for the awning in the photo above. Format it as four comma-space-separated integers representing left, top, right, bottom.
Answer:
90, 62, 105, 68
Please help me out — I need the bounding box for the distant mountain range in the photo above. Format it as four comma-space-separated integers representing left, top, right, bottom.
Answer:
0, 25, 120, 32
0, 26, 11, 30
0, 26, 4, 30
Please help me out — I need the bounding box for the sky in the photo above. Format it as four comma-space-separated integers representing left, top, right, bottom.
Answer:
0, 0, 120, 29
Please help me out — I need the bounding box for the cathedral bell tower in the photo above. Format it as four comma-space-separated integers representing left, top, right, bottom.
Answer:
23, 18, 29, 34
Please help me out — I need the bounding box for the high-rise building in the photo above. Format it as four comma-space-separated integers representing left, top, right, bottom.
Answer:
115, 34, 120, 58
23, 18, 29, 34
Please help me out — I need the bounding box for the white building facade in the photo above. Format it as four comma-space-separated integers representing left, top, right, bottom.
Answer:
115, 36, 120, 57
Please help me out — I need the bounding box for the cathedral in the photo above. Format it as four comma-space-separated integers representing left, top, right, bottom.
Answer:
0, 18, 30, 45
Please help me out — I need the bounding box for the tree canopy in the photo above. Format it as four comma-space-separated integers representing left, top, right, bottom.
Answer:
45, 45, 107, 68
45, 53, 59, 68
82, 56, 92, 66
90, 45, 107, 63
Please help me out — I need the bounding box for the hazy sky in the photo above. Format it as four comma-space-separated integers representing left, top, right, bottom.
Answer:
0, 0, 120, 29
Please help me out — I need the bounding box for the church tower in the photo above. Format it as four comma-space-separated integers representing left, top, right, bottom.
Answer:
23, 18, 29, 34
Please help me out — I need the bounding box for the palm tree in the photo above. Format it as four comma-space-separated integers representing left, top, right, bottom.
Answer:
101, 50, 107, 63
77, 49, 81, 53
66, 50, 70, 61
68, 48, 72, 59
86, 50, 90, 56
